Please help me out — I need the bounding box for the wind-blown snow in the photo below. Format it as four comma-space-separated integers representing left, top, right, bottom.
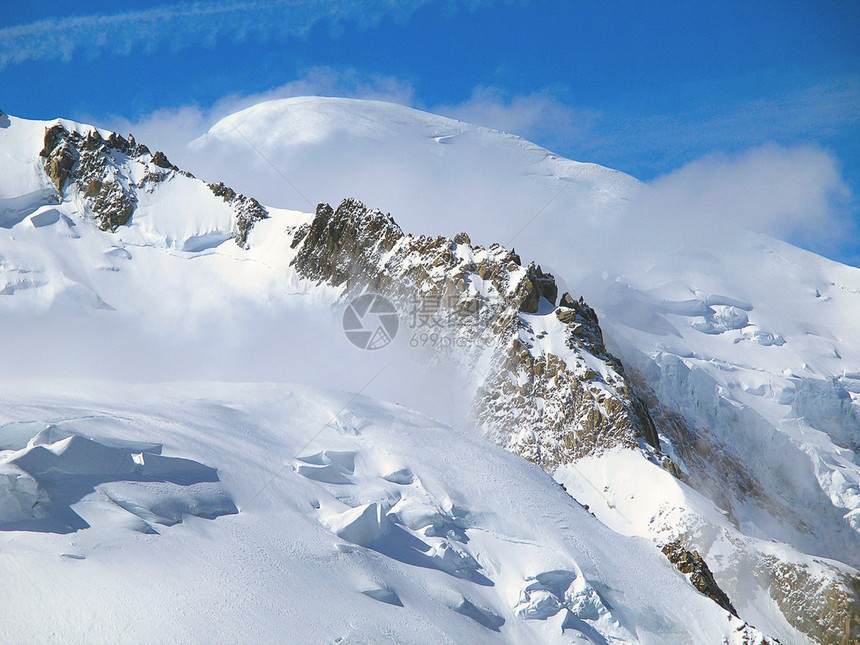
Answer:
187, 96, 637, 246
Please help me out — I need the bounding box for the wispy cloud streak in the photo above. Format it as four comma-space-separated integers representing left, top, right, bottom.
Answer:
0, 0, 492, 68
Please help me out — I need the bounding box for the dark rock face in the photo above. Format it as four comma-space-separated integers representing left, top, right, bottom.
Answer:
41, 125, 80, 194
289, 198, 660, 466
291, 199, 403, 288
151, 150, 173, 169
549, 291, 660, 452
518, 263, 557, 313
661, 456, 682, 478
39, 124, 168, 232
208, 182, 268, 247
662, 539, 737, 616
557, 293, 605, 354
758, 557, 860, 645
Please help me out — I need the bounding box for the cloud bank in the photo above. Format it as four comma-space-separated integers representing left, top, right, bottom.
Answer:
643, 144, 853, 248
567, 143, 855, 280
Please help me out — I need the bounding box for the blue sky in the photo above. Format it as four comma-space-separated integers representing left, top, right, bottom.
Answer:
1, 0, 858, 263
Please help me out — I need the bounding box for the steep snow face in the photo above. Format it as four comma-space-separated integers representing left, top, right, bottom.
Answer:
0, 380, 768, 645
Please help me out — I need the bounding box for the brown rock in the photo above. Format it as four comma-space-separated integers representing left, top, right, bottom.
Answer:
662, 539, 737, 616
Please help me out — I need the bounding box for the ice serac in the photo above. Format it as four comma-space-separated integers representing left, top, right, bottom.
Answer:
0, 423, 236, 533
0, 380, 774, 645
289, 198, 659, 467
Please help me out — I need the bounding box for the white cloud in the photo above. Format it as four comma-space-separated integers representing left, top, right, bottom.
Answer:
640, 144, 854, 255
435, 86, 602, 154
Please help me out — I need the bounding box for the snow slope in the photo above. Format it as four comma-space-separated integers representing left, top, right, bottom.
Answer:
1, 100, 859, 642
0, 380, 765, 644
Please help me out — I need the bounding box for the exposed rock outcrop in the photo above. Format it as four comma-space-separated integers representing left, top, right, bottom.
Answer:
40, 124, 173, 232
291, 199, 402, 288
208, 182, 268, 247
662, 539, 737, 615
759, 557, 860, 645
290, 198, 659, 467
39, 123, 267, 245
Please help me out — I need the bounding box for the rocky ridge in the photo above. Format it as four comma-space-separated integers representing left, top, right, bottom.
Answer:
207, 181, 268, 247
39, 123, 266, 244
289, 198, 659, 466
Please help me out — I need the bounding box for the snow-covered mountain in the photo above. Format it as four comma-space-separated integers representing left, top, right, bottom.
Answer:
0, 99, 858, 644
